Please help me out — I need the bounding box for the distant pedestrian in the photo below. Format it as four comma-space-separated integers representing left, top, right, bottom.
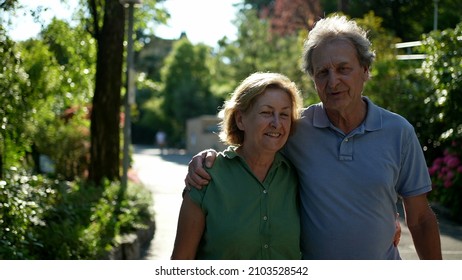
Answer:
156, 130, 167, 154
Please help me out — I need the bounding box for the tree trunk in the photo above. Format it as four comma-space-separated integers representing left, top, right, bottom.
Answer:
88, 0, 125, 184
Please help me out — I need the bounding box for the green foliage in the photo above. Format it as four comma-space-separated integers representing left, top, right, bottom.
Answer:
421, 22, 462, 142
34, 109, 90, 180
216, 8, 316, 105
0, 168, 57, 259
0, 167, 154, 259
19, 20, 95, 179
0, 25, 36, 174
161, 39, 220, 146
132, 78, 170, 144
420, 23, 462, 218
322, 0, 462, 41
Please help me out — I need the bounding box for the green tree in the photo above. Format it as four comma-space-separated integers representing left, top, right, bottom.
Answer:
0, 26, 33, 178
216, 8, 316, 104
131, 76, 168, 144
22, 19, 96, 179
421, 22, 462, 145
320, 0, 462, 41
160, 38, 219, 146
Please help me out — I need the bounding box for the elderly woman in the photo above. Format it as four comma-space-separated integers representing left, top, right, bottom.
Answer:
171, 72, 303, 260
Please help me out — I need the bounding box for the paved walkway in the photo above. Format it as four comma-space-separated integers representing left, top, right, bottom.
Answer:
132, 145, 462, 260
132, 146, 188, 260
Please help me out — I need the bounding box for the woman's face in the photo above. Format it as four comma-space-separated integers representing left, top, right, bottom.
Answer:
236, 88, 293, 154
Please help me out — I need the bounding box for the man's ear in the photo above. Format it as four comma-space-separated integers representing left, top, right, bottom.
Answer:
363, 66, 370, 81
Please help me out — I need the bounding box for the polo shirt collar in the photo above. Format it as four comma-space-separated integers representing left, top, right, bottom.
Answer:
312, 96, 382, 132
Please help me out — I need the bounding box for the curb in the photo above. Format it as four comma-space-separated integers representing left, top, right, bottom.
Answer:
105, 218, 156, 260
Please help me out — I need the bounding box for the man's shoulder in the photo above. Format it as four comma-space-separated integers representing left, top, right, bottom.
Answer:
365, 97, 413, 129
299, 102, 322, 119
303, 102, 322, 111
377, 105, 414, 130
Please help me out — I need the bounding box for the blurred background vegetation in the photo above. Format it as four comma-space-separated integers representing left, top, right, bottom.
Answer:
1, 0, 461, 258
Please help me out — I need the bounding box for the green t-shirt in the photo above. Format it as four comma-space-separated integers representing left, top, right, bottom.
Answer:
189, 146, 301, 260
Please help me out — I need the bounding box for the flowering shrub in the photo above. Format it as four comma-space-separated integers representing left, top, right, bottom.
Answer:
428, 140, 462, 221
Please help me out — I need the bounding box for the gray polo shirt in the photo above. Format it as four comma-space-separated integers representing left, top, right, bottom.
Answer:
283, 97, 431, 259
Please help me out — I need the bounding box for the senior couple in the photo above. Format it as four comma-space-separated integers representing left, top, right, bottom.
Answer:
170, 15, 442, 260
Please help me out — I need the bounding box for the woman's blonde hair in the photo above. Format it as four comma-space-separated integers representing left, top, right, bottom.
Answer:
218, 72, 303, 146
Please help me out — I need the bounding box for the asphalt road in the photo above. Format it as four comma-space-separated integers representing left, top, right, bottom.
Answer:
132, 145, 462, 260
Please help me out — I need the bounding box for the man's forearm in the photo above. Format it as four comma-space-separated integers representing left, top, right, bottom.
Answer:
408, 211, 442, 260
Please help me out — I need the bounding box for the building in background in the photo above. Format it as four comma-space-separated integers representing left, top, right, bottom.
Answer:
186, 115, 226, 155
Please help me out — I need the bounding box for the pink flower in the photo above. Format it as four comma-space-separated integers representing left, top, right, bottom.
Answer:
434, 157, 444, 166
457, 166, 462, 173
445, 171, 455, 181
444, 180, 453, 188
445, 156, 460, 169
441, 167, 449, 174
429, 165, 439, 176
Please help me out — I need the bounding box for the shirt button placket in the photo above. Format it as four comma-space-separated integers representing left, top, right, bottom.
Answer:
261, 187, 270, 258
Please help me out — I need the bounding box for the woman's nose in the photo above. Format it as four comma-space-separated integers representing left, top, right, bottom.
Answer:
271, 114, 280, 127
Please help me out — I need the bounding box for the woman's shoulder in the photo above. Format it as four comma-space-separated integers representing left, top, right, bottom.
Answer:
209, 146, 240, 167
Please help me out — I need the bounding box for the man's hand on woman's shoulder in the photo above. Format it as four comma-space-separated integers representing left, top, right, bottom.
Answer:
184, 149, 218, 189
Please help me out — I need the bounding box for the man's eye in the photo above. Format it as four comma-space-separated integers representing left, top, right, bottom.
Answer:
316, 70, 328, 78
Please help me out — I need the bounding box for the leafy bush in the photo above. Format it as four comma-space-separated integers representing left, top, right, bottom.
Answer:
0, 167, 154, 259
420, 22, 462, 151
33, 106, 91, 180
428, 139, 462, 222
0, 167, 58, 259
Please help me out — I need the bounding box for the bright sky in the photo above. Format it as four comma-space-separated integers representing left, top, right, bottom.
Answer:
6, 0, 240, 47
155, 0, 240, 45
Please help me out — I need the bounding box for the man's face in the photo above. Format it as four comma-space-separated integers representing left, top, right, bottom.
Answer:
311, 38, 369, 114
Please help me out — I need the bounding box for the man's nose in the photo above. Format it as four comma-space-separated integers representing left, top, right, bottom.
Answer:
327, 71, 340, 88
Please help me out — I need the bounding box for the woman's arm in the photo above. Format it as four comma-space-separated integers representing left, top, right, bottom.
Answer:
171, 194, 205, 259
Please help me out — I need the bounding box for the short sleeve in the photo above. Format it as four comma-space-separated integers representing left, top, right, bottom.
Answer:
396, 126, 432, 197
188, 186, 207, 210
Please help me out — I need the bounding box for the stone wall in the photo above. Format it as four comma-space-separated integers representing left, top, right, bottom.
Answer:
105, 218, 156, 260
